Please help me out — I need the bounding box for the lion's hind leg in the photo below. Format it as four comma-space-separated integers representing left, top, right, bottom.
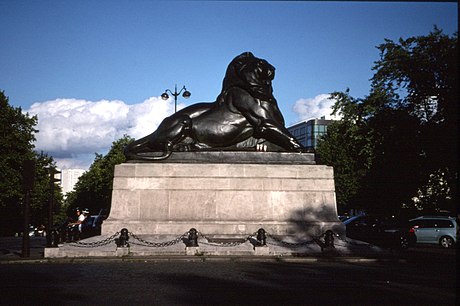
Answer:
156, 114, 192, 146
124, 114, 193, 160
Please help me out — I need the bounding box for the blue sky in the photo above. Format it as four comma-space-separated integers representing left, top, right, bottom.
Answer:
1, 1, 457, 169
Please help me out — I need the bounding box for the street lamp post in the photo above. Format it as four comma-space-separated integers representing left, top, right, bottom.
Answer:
46, 167, 61, 247
161, 84, 191, 113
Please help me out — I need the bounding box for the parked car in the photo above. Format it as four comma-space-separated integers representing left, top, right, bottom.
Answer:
409, 216, 458, 248
79, 212, 104, 239
343, 215, 416, 249
339, 215, 351, 222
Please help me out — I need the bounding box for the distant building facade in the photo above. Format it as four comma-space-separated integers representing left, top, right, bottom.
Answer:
287, 116, 335, 151
59, 169, 85, 195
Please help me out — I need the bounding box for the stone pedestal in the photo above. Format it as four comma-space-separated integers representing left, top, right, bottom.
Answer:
186, 247, 200, 256
253, 246, 270, 256
103, 152, 344, 239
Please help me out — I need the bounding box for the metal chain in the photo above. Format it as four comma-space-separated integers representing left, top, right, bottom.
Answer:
68, 232, 120, 248
128, 232, 187, 248
66, 229, 351, 249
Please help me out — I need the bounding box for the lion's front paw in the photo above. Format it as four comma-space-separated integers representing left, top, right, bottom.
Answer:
174, 144, 193, 152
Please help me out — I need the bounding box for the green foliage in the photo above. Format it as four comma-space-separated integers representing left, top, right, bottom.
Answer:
361, 106, 423, 214
0, 91, 37, 207
372, 26, 458, 126
411, 168, 453, 214
0, 91, 64, 235
66, 135, 134, 215
316, 90, 375, 213
0, 91, 37, 235
370, 27, 457, 214
30, 152, 65, 226
317, 28, 457, 216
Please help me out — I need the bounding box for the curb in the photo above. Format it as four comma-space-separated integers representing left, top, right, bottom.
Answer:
0, 254, 407, 264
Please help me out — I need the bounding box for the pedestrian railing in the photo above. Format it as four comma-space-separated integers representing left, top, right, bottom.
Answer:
61, 227, 348, 252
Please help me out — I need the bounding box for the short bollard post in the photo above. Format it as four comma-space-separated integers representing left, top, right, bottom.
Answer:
324, 230, 335, 249
115, 228, 130, 247
188, 228, 198, 247
256, 228, 266, 246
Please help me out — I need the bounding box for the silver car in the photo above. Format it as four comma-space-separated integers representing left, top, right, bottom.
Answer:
409, 216, 458, 248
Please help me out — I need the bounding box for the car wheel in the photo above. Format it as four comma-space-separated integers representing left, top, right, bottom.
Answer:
439, 236, 454, 248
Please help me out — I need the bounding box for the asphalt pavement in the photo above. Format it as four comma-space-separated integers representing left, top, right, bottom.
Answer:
0, 236, 46, 260
0, 251, 457, 305
0, 236, 457, 305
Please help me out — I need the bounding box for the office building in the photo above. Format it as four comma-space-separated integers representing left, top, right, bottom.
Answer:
287, 116, 335, 150
59, 169, 85, 195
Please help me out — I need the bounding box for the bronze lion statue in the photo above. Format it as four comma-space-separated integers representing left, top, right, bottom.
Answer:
124, 52, 304, 160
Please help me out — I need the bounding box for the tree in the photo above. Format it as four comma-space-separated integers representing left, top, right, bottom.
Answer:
359, 102, 423, 214
370, 27, 457, 214
316, 90, 375, 213
0, 91, 64, 235
411, 168, 453, 214
317, 28, 457, 216
30, 152, 65, 227
66, 135, 134, 216
0, 91, 37, 235
0, 91, 37, 204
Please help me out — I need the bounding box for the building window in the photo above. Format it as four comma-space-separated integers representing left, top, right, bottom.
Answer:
287, 118, 336, 150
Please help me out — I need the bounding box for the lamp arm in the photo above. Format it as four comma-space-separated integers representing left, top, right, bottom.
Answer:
177, 86, 187, 95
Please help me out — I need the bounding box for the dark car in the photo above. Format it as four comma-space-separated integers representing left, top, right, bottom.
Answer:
343, 215, 416, 249
80, 213, 104, 239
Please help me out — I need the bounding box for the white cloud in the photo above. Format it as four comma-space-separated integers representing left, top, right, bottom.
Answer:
292, 94, 341, 122
26, 97, 174, 170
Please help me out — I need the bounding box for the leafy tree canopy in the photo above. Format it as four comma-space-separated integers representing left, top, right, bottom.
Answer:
0, 91, 63, 235
0, 91, 37, 207
317, 27, 457, 216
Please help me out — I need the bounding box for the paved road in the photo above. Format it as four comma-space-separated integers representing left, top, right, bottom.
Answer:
0, 237, 457, 305
0, 237, 46, 259
0, 255, 456, 305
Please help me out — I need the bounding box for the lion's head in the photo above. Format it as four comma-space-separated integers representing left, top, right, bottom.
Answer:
221, 52, 276, 102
